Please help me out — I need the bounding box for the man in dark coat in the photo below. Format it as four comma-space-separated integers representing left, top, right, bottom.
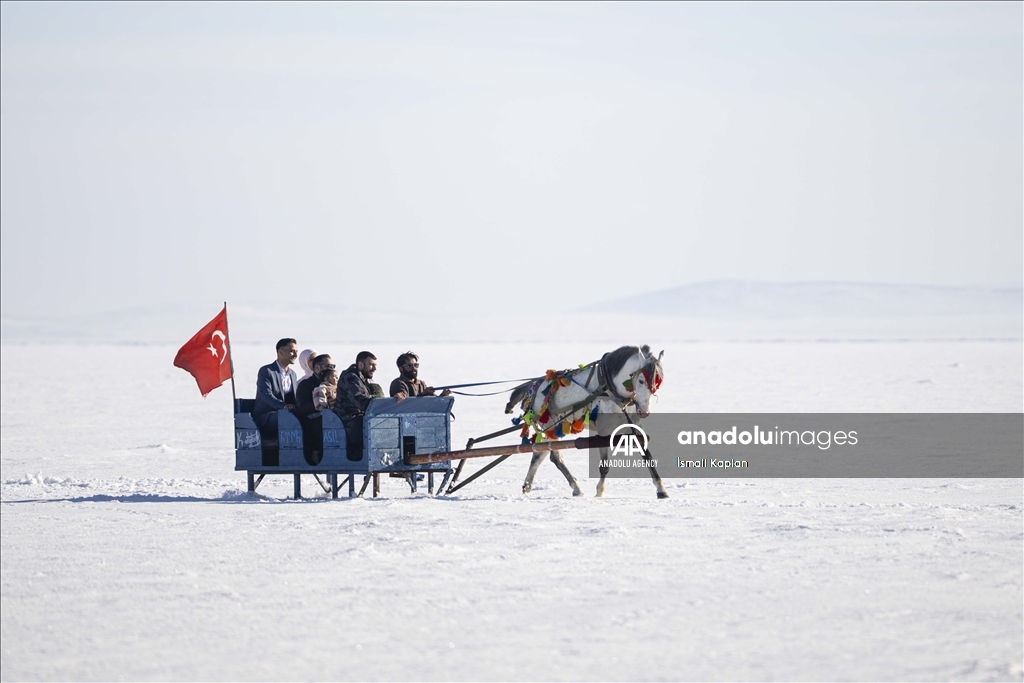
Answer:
334, 351, 379, 460
251, 338, 299, 466
296, 354, 334, 416
389, 351, 452, 401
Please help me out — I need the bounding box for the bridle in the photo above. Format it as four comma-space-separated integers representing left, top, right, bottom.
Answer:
609, 351, 663, 403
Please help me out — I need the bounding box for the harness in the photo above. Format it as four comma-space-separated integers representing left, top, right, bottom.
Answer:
515, 353, 663, 443
515, 367, 596, 442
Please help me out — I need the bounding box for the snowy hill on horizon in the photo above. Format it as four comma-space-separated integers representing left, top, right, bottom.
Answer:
2, 281, 1021, 343
582, 280, 1023, 319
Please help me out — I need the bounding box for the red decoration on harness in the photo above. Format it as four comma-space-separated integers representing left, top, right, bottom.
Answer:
642, 366, 662, 393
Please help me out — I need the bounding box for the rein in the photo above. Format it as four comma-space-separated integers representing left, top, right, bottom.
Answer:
433, 376, 543, 395
449, 387, 526, 397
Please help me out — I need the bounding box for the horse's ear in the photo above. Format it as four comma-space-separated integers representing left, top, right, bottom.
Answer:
641, 344, 651, 357
657, 350, 664, 362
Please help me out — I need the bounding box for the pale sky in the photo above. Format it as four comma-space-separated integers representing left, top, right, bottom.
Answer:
1, 2, 1021, 318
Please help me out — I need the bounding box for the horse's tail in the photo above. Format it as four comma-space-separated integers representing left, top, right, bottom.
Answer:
505, 379, 536, 414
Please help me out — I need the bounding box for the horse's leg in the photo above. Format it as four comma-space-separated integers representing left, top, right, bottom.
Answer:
522, 450, 547, 494
648, 457, 669, 499
595, 446, 610, 497
548, 451, 583, 496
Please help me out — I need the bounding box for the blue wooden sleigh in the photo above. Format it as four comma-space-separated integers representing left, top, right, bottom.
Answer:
234, 396, 455, 499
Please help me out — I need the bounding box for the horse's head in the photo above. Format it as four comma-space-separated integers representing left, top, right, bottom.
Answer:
603, 345, 664, 418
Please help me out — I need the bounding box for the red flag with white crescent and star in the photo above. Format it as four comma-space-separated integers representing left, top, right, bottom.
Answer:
173, 307, 232, 397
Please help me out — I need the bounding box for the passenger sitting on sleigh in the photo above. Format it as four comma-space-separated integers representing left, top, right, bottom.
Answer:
389, 351, 452, 402
294, 353, 336, 465
334, 351, 382, 460
296, 354, 335, 416
313, 366, 339, 411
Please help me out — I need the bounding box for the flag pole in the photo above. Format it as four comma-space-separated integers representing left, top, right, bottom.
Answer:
223, 301, 238, 407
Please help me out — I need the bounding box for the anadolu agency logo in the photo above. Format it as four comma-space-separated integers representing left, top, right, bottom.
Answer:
609, 423, 650, 457
599, 423, 658, 469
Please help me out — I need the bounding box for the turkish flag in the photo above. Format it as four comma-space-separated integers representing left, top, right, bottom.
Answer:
174, 307, 233, 397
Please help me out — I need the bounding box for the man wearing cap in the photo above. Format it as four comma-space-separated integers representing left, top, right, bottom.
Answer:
389, 351, 452, 401
296, 354, 335, 416
295, 353, 334, 465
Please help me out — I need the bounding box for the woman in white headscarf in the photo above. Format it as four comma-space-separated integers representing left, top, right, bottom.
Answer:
297, 348, 318, 382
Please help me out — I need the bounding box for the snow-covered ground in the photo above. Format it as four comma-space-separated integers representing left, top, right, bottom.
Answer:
2, 340, 1022, 681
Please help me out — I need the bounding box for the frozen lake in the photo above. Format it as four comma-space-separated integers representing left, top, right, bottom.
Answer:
2, 340, 1022, 681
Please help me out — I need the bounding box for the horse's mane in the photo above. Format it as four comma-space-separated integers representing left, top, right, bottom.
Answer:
505, 379, 535, 414
601, 345, 643, 382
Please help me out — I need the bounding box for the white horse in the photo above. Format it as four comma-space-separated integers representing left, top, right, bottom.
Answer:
505, 345, 668, 499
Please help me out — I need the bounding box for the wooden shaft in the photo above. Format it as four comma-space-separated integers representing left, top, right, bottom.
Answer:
446, 454, 513, 495
406, 435, 610, 465
466, 423, 521, 448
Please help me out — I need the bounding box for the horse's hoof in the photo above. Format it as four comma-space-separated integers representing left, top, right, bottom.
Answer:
657, 491, 670, 499
572, 489, 584, 497
522, 485, 531, 494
